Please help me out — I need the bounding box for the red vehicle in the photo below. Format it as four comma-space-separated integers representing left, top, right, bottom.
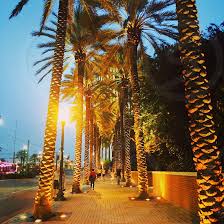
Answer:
0, 162, 17, 174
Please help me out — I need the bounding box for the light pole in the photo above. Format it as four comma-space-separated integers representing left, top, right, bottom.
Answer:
55, 120, 66, 201
22, 144, 28, 171
55, 106, 69, 201
55, 152, 59, 171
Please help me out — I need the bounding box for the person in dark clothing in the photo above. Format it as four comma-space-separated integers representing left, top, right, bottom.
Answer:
89, 169, 97, 190
116, 168, 121, 185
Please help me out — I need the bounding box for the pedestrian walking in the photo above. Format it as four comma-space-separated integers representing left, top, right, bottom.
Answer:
102, 169, 106, 181
116, 168, 121, 185
53, 168, 60, 198
89, 169, 97, 190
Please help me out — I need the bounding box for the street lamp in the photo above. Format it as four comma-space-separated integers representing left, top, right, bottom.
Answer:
55, 106, 70, 201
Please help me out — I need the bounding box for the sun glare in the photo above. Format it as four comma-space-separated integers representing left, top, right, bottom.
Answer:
59, 104, 71, 123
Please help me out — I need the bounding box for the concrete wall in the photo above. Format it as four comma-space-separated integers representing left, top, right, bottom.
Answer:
152, 172, 198, 213
131, 171, 198, 213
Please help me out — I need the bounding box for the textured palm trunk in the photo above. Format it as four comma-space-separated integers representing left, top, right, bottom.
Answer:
108, 144, 111, 161
105, 147, 107, 160
119, 92, 126, 182
129, 43, 148, 199
98, 136, 102, 167
112, 137, 116, 171
92, 124, 96, 169
95, 127, 100, 169
116, 121, 122, 169
33, 0, 69, 218
101, 145, 103, 161
124, 103, 132, 187
176, 1, 224, 223
72, 51, 85, 193
83, 92, 90, 185
113, 124, 119, 171
89, 106, 94, 171
68, 0, 74, 24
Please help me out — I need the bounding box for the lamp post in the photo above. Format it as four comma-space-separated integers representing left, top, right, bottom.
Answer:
55, 120, 66, 201
55, 106, 70, 201
55, 152, 59, 170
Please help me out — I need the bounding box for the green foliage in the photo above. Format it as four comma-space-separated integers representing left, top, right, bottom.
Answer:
140, 49, 193, 171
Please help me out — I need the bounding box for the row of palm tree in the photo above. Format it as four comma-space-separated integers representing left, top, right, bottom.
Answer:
9, 0, 223, 222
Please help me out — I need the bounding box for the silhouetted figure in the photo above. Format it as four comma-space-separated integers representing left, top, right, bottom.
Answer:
89, 169, 97, 190
116, 168, 121, 185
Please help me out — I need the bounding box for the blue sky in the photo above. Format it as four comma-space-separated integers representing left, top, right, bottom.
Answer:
0, 0, 224, 161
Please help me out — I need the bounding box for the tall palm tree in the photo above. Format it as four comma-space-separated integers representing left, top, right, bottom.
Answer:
34, 0, 69, 217
176, 1, 224, 223
10, 0, 70, 217
117, 0, 178, 199
33, 4, 118, 193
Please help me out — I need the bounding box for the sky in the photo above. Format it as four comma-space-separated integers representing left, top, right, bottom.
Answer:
0, 0, 224, 162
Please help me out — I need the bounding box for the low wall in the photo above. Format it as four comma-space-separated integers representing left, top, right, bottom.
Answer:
131, 171, 198, 213
152, 172, 198, 213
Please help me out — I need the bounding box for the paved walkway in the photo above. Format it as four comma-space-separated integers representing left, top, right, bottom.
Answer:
5, 177, 198, 224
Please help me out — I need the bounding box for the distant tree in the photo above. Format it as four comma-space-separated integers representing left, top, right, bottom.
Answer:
30, 153, 38, 164
16, 150, 27, 167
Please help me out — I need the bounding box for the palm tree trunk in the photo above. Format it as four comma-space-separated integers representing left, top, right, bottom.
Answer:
129, 43, 148, 199
119, 93, 126, 182
92, 124, 96, 169
33, 0, 69, 218
112, 138, 115, 171
72, 52, 85, 193
124, 104, 132, 187
95, 127, 100, 169
83, 92, 90, 184
98, 136, 102, 166
117, 121, 122, 169
176, 1, 224, 223
105, 147, 107, 160
108, 144, 111, 161
89, 105, 94, 171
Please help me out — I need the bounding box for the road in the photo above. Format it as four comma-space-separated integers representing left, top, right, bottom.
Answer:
0, 178, 37, 223
0, 172, 73, 223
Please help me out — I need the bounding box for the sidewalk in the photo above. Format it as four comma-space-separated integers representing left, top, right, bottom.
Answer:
5, 177, 198, 224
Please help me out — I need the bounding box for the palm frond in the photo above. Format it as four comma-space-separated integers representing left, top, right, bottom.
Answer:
38, 69, 52, 83
40, 0, 54, 32
9, 0, 30, 19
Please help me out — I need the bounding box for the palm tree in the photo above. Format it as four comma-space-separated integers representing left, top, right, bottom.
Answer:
68, 7, 117, 192
10, 0, 70, 217
176, 1, 224, 223
115, 0, 177, 199
33, 4, 117, 193
16, 150, 26, 168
